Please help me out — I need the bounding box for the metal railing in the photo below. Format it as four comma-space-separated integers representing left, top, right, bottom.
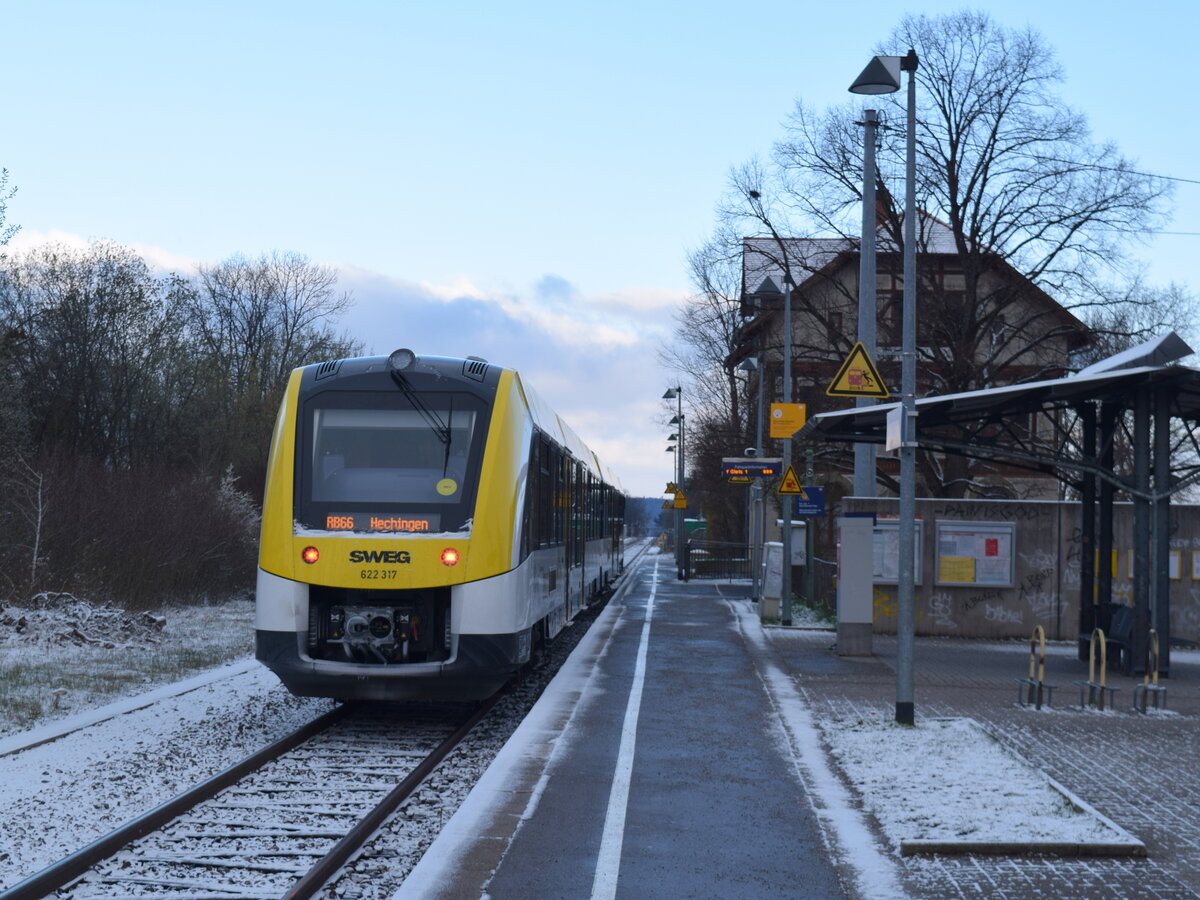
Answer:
685, 541, 751, 580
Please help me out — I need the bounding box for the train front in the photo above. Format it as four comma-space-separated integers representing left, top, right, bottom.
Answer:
255, 349, 530, 700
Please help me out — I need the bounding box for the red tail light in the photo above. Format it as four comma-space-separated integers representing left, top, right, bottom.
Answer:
302, 546, 320, 564
440, 547, 460, 567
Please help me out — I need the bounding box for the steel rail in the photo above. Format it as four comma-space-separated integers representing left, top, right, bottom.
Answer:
282, 693, 501, 899
284, 545, 647, 898
0, 704, 351, 900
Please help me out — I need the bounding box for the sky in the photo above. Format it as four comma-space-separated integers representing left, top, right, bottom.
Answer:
4, 0, 1198, 498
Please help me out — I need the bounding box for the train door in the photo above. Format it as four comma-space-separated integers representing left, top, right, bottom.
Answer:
565, 459, 584, 619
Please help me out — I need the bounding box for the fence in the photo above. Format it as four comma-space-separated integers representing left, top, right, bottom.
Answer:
685, 541, 751, 581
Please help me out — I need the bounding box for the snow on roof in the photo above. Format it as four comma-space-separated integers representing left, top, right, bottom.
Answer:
742, 212, 961, 295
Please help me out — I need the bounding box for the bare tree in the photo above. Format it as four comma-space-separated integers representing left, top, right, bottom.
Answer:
660, 226, 761, 539
0, 240, 192, 467
698, 11, 1190, 502
187, 251, 361, 487
0, 168, 17, 247
190, 251, 357, 399
772, 11, 1178, 378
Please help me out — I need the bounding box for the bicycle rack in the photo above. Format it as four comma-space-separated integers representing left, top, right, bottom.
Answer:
1015, 625, 1056, 709
1133, 629, 1168, 713
1076, 628, 1119, 711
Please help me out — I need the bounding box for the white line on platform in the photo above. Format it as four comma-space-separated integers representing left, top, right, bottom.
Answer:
590, 556, 658, 900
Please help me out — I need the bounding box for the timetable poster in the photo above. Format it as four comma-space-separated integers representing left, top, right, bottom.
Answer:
937, 523, 1014, 586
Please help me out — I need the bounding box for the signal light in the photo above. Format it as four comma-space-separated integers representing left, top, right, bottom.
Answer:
440, 547, 460, 567
302, 546, 320, 564
388, 348, 417, 372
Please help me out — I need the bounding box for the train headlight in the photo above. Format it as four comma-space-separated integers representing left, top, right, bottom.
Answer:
440, 547, 460, 567
302, 546, 320, 564
387, 348, 417, 372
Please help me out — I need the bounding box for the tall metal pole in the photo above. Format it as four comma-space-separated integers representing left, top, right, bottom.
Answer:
665, 386, 683, 578
679, 408, 686, 579
755, 350, 765, 600
853, 109, 880, 498
896, 49, 919, 726
749, 356, 765, 601
780, 275, 794, 626
805, 447, 815, 607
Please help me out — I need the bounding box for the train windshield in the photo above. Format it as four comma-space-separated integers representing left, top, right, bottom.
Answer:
298, 391, 488, 533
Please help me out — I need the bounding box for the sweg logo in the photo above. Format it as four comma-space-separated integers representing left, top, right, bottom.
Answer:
349, 550, 412, 564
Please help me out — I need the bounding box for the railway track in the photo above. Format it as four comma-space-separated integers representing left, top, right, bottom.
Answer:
1, 699, 497, 900
3, 544, 651, 900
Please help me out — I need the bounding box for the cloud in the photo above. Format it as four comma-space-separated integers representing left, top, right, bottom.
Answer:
334, 266, 680, 495
0, 233, 677, 497
7, 228, 91, 253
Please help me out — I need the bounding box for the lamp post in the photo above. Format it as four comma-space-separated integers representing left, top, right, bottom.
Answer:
738, 356, 765, 600
745, 276, 792, 624
664, 387, 685, 579
853, 108, 880, 498
851, 48, 919, 726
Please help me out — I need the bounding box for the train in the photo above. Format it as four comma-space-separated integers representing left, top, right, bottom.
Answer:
255, 348, 626, 700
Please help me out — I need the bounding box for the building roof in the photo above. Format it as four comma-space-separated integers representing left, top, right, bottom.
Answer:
740, 211, 1090, 352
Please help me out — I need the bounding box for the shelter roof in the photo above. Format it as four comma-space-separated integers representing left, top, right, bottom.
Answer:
799, 363, 1200, 447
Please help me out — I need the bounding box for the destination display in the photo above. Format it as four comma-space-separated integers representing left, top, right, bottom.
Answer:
324, 513, 442, 533
721, 457, 783, 478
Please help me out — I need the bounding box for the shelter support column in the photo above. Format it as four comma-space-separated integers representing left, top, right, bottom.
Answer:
1133, 387, 1151, 675
1154, 388, 1172, 674
1098, 402, 1117, 617
1078, 403, 1097, 660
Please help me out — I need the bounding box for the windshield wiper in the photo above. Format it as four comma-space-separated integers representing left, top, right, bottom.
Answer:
389, 371, 456, 475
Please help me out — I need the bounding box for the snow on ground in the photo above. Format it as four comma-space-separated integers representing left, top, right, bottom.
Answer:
820, 715, 1131, 847
0, 595, 259, 737
0, 569, 1161, 894
0, 663, 332, 890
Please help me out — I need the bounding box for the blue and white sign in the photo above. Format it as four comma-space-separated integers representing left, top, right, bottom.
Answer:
792, 486, 826, 517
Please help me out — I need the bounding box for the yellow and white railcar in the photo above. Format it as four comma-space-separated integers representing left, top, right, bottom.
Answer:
255, 349, 624, 700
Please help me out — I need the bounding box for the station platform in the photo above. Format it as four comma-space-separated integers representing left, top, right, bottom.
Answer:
397, 550, 1200, 900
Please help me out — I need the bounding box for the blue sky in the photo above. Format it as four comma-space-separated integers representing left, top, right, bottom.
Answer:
4, 1, 1198, 497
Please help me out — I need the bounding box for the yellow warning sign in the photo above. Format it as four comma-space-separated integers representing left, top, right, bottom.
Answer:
826, 342, 890, 398
777, 465, 803, 495
728, 475, 752, 485
769, 403, 807, 439
665, 482, 677, 494
673, 492, 688, 509
662, 500, 672, 509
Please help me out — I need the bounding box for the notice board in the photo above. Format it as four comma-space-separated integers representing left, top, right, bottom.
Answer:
936, 521, 1015, 587
872, 518, 923, 585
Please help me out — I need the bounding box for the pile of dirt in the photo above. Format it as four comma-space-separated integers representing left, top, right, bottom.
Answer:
0, 592, 167, 650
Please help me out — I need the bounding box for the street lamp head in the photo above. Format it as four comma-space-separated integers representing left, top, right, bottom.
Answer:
662, 387, 680, 400
849, 55, 902, 94
669, 414, 683, 425
738, 358, 758, 373
665, 446, 675, 453
667, 433, 679, 441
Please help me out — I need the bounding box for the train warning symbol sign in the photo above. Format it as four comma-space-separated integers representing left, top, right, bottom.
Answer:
777, 465, 804, 495
826, 342, 890, 398
673, 491, 688, 509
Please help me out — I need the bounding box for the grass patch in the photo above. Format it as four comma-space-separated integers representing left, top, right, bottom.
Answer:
0, 599, 255, 736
